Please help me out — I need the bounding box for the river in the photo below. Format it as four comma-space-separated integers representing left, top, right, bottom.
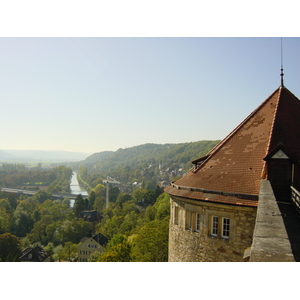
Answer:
69, 171, 88, 207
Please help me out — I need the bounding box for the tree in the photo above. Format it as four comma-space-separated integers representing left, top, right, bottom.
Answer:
0, 207, 11, 233
100, 215, 124, 238
153, 192, 170, 220
131, 188, 156, 203
96, 234, 131, 262
119, 211, 139, 235
32, 190, 52, 204
116, 193, 132, 206
59, 242, 78, 261
26, 215, 56, 245
14, 210, 33, 237
130, 218, 169, 262
0, 232, 21, 262
88, 191, 96, 209
73, 194, 86, 217
58, 218, 91, 244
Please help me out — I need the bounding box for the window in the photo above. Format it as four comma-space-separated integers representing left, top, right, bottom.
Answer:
186, 210, 192, 230
222, 218, 230, 239
195, 213, 200, 232
211, 216, 230, 239
174, 206, 179, 225
211, 216, 219, 236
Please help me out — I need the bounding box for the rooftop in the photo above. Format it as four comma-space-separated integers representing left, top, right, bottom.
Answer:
166, 86, 300, 206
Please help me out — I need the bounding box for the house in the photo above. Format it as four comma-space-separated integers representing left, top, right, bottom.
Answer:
79, 210, 103, 233
165, 77, 300, 261
20, 246, 51, 262
78, 233, 108, 262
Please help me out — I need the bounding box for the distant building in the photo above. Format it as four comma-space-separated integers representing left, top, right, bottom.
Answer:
78, 233, 109, 262
20, 246, 50, 262
79, 210, 103, 233
165, 82, 300, 262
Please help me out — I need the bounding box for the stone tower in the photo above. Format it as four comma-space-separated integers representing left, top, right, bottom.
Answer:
165, 85, 300, 262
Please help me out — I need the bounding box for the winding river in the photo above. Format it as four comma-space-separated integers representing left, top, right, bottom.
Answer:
69, 171, 88, 207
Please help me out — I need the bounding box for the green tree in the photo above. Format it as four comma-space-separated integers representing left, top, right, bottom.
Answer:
100, 215, 124, 238
0, 232, 21, 262
14, 210, 33, 237
153, 192, 170, 220
97, 234, 131, 262
26, 215, 56, 245
52, 244, 64, 261
0, 207, 11, 233
58, 218, 91, 244
32, 190, 52, 204
131, 188, 156, 203
73, 194, 86, 217
116, 193, 132, 206
119, 211, 139, 235
88, 191, 96, 209
130, 218, 169, 262
59, 242, 78, 261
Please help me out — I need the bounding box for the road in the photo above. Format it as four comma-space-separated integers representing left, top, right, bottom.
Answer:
1, 187, 82, 199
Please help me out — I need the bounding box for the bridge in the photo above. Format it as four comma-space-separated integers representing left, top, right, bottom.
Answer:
1, 187, 87, 200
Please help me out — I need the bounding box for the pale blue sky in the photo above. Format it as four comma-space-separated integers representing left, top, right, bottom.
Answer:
1, 37, 300, 153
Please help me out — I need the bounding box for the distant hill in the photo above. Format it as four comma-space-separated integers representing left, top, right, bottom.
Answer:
83, 151, 114, 163
0, 150, 91, 162
82, 141, 220, 169
0, 150, 18, 161
78, 141, 220, 186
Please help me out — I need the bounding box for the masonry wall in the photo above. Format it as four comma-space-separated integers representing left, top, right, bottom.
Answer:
249, 180, 294, 262
168, 196, 257, 262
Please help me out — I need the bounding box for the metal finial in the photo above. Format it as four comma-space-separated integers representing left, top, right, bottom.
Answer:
280, 38, 284, 87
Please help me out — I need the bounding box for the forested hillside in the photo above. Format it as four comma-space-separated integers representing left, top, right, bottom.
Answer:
81, 141, 219, 170
76, 140, 220, 190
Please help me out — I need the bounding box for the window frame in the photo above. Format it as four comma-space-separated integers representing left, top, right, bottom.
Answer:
211, 216, 219, 237
222, 217, 230, 239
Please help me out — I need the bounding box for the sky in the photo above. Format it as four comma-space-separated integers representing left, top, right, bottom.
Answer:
0, 1, 300, 155
1, 37, 300, 154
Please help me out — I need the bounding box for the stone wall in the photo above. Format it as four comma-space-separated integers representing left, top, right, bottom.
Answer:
168, 196, 257, 262
248, 180, 294, 262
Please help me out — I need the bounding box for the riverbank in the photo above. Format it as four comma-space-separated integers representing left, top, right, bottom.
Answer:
76, 172, 92, 194
70, 172, 88, 196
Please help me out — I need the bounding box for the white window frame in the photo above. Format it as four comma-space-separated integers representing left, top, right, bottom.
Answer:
211, 216, 219, 237
222, 217, 230, 239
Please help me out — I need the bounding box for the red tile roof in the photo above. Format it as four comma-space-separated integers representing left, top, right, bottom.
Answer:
165, 86, 300, 207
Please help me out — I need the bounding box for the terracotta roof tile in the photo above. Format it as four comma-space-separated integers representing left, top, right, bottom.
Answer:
165, 86, 300, 206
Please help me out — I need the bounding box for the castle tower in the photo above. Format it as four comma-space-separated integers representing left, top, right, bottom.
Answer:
165, 85, 300, 262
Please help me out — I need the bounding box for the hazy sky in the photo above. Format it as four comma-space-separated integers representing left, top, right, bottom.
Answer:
1, 37, 300, 153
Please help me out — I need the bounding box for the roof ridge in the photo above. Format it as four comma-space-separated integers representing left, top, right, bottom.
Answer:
193, 87, 281, 174
260, 86, 282, 179
265, 86, 282, 158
